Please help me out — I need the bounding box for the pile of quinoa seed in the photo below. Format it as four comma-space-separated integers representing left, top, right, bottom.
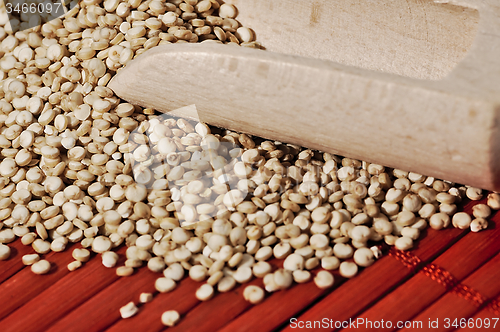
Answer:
0, 0, 499, 326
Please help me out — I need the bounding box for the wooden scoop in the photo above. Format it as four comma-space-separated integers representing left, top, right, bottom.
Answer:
108, 0, 500, 191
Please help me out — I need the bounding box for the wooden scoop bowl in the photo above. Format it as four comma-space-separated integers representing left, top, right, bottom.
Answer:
109, 0, 500, 191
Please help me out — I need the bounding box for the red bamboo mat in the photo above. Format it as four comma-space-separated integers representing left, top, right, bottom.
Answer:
1, 199, 499, 332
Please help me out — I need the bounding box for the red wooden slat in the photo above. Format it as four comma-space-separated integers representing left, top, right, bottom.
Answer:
398, 252, 500, 332
0, 239, 37, 285
45, 266, 161, 332
278, 226, 465, 332
0, 247, 125, 332
0, 243, 75, 321
454, 294, 500, 331
338, 217, 500, 332
166, 278, 266, 332
220, 271, 341, 332
104, 277, 202, 332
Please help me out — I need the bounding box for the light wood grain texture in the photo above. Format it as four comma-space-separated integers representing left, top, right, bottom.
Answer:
109, 0, 500, 190
225, 0, 479, 80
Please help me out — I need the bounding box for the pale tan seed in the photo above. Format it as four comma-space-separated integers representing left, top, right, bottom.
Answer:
339, 261, 358, 278
293, 270, 311, 283
314, 270, 334, 289
452, 212, 472, 229
429, 212, 450, 230
116, 266, 134, 277
73, 248, 91, 262
196, 283, 214, 301
161, 310, 180, 327
22, 253, 40, 265
68, 260, 83, 271
120, 302, 139, 319
155, 277, 177, 293
31, 260, 51, 274
395, 236, 413, 251
0, 243, 11, 260
470, 218, 488, 232
472, 204, 491, 219
243, 285, 264, 304
487, 193, 500, 210
139, 292, 153, 303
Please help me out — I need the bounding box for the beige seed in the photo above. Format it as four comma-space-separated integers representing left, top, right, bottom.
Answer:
252, 261, 272, 278
321, 256, 340, 270
333, 243, 353, 259
283, 253, 305, 271
466, 187, 483, 201
255, 246, 273, 261
243, 285, 265, 304
339, 261, 358, 278
401, 226, 420, 240
305, 257, 320, 270
0, 229, 16, 244
164, 263, 185, 281
440, 203, 458, 215
310, 233, 329, 250
21, 233, 37, 246
116, 266, 134, 277
223, 190, 245, 210
161, 310, 180, 327
472, 204, 491, 219
139, 292, 153, 303
353, 247, 375, 267
148, 257, 166, 273
436, 192, 455, 204
120, 302, 139, 319
395, 236, 413, 251
155, 277, 177, 293
218, 276, 237, 292
273, 269, 293, 289
470, 218, 488, 232
452, 212, 472, 229
207, 271, 224, 286
31, 260, 51, 274
396, 211, 416, 226
487, 193, 500, 210
68, 260, 83, 271
293, 270, 311, 283
72, 248, 91, 262
0, 243, 11, 260
314, 270, 334, 289
189, 265, 208, 282
429, 212, 450, 230
219, 3, 237, 18
92, 236, 112, 253
52, 237, 69, 252
196, 283, 214, 301
235, 27, 254, 43
233, 266, 253, 284
418, 203, 436, 219
32, 239, 51, 254
22, 253, 40, 265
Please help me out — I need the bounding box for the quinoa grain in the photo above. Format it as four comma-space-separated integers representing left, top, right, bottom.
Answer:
161, 310, 180, 327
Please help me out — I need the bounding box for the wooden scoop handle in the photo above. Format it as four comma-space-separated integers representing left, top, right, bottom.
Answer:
109, 0, 500, 190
